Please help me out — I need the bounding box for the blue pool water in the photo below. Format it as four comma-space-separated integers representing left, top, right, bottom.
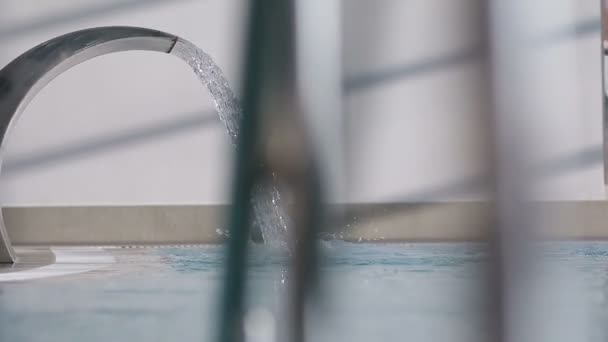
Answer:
0, 242, 607, 342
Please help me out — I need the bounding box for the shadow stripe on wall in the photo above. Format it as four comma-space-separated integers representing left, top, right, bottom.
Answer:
0, 0, 193, 41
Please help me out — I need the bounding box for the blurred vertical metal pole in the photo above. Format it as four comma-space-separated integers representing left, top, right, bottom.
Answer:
217, 1, 282, 341
285, 1, 342, 341
218, 1, 324, 342
295, 0, 344, 204
602, 0, 608, 184
485, 1, 542, 342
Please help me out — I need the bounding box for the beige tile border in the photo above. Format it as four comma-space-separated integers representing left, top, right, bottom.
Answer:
1, 202, 607, 246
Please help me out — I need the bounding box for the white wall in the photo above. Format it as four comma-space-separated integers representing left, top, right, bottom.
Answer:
0, 0, 604, 206
343, 0, 605, 202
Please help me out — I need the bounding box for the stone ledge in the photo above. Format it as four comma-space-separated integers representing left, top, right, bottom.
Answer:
2, 201, 608, 246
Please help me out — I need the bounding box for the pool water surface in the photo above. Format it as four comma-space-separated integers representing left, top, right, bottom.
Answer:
0, 241, 606, 342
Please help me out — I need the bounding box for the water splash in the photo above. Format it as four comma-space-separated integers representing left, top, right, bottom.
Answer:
171, 39, 289, 246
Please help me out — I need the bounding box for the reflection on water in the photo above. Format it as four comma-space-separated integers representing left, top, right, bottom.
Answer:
0, 242, 606, 342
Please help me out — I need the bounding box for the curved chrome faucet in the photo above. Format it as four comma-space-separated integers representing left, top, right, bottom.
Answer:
0, 26, 202, 263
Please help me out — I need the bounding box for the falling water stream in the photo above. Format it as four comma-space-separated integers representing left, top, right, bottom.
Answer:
171, 39, 290, 247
